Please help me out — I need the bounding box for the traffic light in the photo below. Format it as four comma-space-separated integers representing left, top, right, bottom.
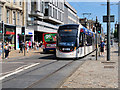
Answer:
97, 24, 101, 34
0, 23, 3, 34
22, 27, 25, 35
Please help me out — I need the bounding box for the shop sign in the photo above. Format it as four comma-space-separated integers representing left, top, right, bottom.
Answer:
25, 29, 34, 35
6, 28, 15, 35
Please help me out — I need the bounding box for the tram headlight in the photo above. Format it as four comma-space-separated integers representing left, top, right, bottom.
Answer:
74, 47, 76, 50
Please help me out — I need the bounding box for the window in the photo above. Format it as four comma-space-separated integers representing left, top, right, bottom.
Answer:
53, 8, 55, 18
20, 0, 22, 6
49, 6, 52, 17
41, 1, 44, 13
7, 10, 9, 23
45, 3, 49, 16
55, 9, 57, 19
13, 0, 16, 4
79, 33, 84, 47
86, 35, 92, 46
13, 12, 16, 25
17, 12, 19, 25
0, 7, 2, 21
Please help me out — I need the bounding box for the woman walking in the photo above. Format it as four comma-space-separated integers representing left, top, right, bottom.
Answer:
5, 42, 10, 59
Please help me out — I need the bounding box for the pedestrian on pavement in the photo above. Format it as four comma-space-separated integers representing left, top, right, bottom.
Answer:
36, 41, 39, 50
0, 41, 2, 59
29, 40, 31, 50
40, 41, 43, 48
100, 40, 105, 56
111, 39, 113, 47
25, 41, 29, 53
5, 42, 10, 59
19, 41, 23, 53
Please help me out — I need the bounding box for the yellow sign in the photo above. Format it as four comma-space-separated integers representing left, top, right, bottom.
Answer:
64, 30, 72, 32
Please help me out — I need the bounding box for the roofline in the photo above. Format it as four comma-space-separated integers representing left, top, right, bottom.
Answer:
64, 0, 77, 14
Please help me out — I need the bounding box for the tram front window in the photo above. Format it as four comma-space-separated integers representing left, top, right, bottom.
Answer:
57, 29, 77, 52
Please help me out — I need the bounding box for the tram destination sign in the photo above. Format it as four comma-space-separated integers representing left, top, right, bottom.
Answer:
103, 15, 114, 22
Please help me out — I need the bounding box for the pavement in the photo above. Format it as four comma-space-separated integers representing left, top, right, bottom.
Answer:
1, 48, 43, 61
61, 44, 118, 88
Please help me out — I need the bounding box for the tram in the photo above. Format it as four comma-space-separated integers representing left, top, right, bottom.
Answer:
56, 24, 101, 59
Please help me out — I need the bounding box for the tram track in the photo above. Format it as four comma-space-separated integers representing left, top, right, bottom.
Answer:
2, 54, 89, 88
2, 60, 58, 83
24, 60, 74, 89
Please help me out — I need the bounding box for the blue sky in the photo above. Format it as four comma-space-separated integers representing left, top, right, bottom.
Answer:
68, 1, 118, 33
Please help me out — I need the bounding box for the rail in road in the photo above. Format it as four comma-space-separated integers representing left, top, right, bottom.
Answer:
2, 53, 91, 88
24, 60, 74, 89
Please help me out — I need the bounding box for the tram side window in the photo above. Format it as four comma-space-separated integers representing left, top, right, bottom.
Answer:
86, 35, 92, 46
79, 33, 84, 47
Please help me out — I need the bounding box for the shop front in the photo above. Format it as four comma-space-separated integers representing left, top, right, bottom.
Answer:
4, 25, 16, 50
25, 28, 34, 43
16, 27, 22, 50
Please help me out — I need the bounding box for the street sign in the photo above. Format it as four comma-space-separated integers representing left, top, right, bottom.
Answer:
103, 15, 114, 22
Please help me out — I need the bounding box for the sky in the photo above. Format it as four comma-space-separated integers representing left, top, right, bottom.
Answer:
67, 1, 119, 33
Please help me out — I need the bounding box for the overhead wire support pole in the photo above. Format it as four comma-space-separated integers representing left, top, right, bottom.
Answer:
2, 21, 4, 59
96, 16, 98, 60
107, 0, 110, 61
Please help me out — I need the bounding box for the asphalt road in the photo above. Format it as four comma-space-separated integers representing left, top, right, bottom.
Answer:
1, 52, 93, 89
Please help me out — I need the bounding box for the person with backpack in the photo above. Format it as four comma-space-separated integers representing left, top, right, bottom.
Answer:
100, 40, 105, 56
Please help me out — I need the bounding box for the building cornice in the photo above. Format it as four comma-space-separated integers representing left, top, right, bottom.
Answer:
5, 5, 23, 11
64, 0, 77, 14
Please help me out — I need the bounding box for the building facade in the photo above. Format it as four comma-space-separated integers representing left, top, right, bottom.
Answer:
0, 0, 26, 50
26, 0, 64, 42
64, 1, 79, 24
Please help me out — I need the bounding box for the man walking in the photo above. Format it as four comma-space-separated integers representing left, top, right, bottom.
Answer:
100, 40, 105, 56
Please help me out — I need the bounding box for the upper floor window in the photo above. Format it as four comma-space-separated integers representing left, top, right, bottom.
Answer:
13, 12, 16, 25
7, 10, 9, 23
0, 7, 2, 21
13, 0, 16, 4
19, 0, 22, 6
17, 12, 19, 25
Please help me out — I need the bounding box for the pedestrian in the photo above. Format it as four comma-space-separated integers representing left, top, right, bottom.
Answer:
5, 42, 10, 59
29, 40, 31, 50
0, 41, 2, 59
40, 41, 43, 48
19, 41, 23, 53
25, 41, 29, 53
36, 41, 39, 50
111, 39, 113, 47
100, 40, 105, 56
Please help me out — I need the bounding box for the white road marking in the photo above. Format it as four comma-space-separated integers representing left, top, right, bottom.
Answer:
0, 63, 40, 80
0, 62, 24, 64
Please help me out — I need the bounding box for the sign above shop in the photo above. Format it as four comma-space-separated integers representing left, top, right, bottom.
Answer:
6, 28, 15, 35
